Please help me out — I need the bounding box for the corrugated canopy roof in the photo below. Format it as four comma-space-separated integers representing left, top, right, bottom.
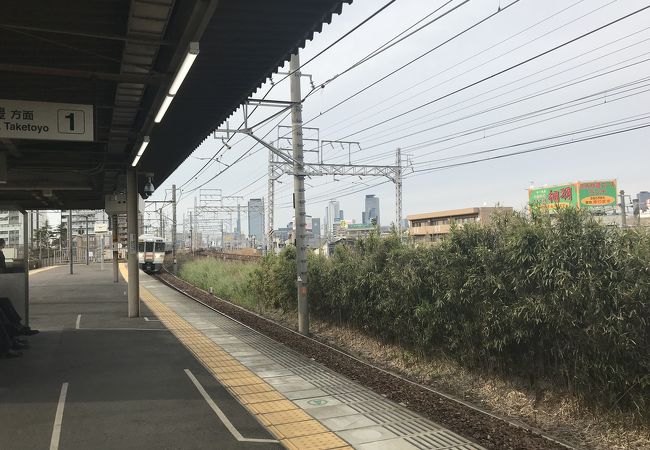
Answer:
0, 0, 351, 210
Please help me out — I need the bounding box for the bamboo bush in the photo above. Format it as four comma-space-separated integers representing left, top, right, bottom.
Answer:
250, 208, 650, 416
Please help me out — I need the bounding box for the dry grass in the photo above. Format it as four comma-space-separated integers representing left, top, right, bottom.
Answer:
306, 320, 650, 450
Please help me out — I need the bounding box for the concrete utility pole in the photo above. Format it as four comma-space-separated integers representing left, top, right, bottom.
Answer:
85, 215, 89, 265
126, 169, 139, 318
395, 147, 402, 239
68, 211, 73, 275
112, 215, 119, 282
290, 52, 309, 336
620, 190, 627, 227
172, 184, 177, 274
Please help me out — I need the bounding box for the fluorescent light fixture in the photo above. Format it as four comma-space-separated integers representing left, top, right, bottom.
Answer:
153, 43, 199, 124
131, 136, 149, 167
169, 42, 199, 95
154, 94, 174, 123
137, 136, 150, 156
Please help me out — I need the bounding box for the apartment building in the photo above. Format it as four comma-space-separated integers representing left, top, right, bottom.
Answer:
408, 207, 512, 242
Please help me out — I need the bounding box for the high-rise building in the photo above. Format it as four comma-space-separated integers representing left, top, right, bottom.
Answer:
1, 210, 48, 250
312, 218, 321, 238
247, 198, 265, 244
326, 200, 340, 236
364, 194, 380, 225
638, 191, 650, 211
0, 210, 24, 247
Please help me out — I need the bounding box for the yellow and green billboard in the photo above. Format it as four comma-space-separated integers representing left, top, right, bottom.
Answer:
529, 180, 617, 210
578, 180, 617, 208
529, 183, 577, 210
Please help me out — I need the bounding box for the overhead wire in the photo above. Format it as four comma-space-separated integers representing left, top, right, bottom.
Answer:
313, 0, 466, 90
319, 0, 589, 135
299, 0, 523, 128
354, 44, 650, 155
407, 121, 650, 176
328, 46, 650, 167
326, 0, 614, 139
335, 4, 650, 141
361, 68, 650, 159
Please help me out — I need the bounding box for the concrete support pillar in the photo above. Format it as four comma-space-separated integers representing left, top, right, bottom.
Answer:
112, 215, 119, 282
127, 169, 140, 318
23, 212, 29, 327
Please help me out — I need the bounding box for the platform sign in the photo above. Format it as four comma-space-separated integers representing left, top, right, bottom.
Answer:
94, 223, 109, 234
0, 99, 94, 141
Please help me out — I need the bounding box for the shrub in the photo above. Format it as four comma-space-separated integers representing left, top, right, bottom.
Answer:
251, 209, 650, 416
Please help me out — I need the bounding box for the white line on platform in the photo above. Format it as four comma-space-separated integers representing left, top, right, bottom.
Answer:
49, 382, 68, 450
75, 314, 81, 330
143, 317, 160, 322
184, 369, 278, 444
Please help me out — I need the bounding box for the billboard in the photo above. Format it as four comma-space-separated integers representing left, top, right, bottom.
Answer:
529, 183, 577, 210
529, 180, 617, 210
578, 180, 617, 208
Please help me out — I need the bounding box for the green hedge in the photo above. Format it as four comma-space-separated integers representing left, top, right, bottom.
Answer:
251, 209, 650, 416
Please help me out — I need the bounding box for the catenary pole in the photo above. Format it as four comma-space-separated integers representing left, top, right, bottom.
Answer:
395, 147, 402, 239
189, 211, 193, 256
290, 52, 309, 335
172, 184, 177, 274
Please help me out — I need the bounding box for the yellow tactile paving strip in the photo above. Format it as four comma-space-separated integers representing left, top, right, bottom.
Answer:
29, 266, 57, 275
119, 264, 351, 450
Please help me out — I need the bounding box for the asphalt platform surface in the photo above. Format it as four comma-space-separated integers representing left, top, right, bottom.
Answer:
0, 264, 279, 450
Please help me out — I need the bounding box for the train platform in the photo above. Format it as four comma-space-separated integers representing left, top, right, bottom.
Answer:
0, 264, 484, 450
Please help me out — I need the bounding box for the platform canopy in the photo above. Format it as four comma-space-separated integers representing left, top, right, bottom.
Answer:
0, 0, 350, 210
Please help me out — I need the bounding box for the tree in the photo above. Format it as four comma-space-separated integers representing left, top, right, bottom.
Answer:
53, 223, 67, 249
32, 222, 52, 250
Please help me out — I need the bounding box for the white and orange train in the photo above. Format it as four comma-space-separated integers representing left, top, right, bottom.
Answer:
137, 234, 165, 273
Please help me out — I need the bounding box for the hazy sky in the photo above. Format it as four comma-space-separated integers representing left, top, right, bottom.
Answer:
145, 0, 650, 235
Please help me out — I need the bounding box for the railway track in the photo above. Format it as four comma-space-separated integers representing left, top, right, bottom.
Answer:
154, 268, 578, 450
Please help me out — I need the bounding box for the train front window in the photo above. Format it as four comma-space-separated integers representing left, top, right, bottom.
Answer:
138, 242, 144, 252
146, 242, 154, 252
155, 242, 165, 252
